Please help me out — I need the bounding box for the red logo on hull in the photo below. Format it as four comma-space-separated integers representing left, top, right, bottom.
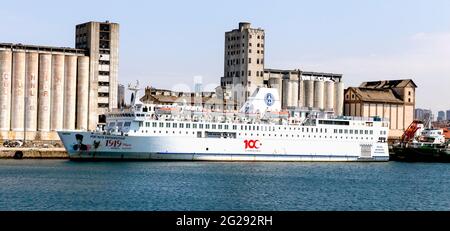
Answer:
244, 140, 261, 149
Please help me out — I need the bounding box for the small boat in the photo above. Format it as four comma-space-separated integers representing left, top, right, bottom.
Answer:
391, 121, 450, 162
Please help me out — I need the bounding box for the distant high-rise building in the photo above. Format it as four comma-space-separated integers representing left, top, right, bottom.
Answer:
220, 22, 265, 106
75, 21, 119, 126
446, 110, 450, 121
437, 111, 445, 121
117, 84, 125, 108
415, 108, 433, 122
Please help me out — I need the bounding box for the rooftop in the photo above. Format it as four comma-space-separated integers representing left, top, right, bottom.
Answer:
0, 43, 86, 54
360, 79, 417, 89
348, 87, 404, 104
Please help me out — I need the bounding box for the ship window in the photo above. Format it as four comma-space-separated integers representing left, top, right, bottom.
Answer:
186, 124, 191, 129
124, 122, 131, 127
365, 130, 368, 135
109, 122, 115, 127
199, 124, 204, 129
302, 128, 304, 132
159, 122, 163, 127
370, 130, 373, 135
225, 125, 229, 130
355, 130, 358, 134
232, 125, 237, 130
334, 129, 337, 133
180, 123, 184, 128
306, 128, 309, 132
360, 130, 364, 134
206, 124, 210, 129
117, 122, 123, 127
173, 123, 177, 128
316, 128, 319, 133
218, 125, 222, 129
166, 123, 171, 128
244, 126, 247, 130
344, 129, 348, 134
212, 124, 216, 129
350, 130, 353, 134
339, 129, 343, 134
193, 124, 198, 129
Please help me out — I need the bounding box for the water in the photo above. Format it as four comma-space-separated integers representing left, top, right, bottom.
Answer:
0, 160, 449, 211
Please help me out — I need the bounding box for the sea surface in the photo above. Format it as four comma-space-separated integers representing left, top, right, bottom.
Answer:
0, 160, 449, 211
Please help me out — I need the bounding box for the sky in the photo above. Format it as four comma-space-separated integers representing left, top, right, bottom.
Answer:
1, 0, 449, 114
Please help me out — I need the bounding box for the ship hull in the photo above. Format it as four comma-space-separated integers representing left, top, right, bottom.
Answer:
391, 146, 450, 162
58, 131, 389, 162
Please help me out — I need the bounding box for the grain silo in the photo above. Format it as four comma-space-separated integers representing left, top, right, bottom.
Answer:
76, 56, 90, 130
290, 80, 298, 107
282, 78, 290, 108
324, 81, 335, 111
50, 54, 65, 131
298, 80, 305, 108
63, 55, 78, 130
11, 51, 26, 136
334, 81, 344, 116
269, 77, 282, 100
25, 52, 39, 139
313, 80, 325, 110
37, 53, 52, 137
304, 80, 315, 108
0, 50, 12, 138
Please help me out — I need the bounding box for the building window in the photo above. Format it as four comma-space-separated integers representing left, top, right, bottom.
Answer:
249, 58, 251, 63
257, 43, 260, 47
249, 49, 252, 53
248, 71, 251, 76
249, 43, 252, 47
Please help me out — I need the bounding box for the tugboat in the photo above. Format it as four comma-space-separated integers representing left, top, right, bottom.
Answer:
391, 120, 450, 162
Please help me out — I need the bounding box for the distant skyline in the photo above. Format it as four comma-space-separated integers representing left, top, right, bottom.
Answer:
1, 0, 449, 113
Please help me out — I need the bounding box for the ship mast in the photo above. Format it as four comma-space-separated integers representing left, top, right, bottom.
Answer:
128, 80, 141, 106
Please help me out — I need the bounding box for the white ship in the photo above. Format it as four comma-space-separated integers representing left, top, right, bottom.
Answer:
58, 86, 390, 162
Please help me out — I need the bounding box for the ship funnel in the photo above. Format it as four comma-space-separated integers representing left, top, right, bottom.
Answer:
239, 87, 281, 117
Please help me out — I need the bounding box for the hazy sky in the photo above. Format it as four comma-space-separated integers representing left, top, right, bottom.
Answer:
1, 0, 449, 113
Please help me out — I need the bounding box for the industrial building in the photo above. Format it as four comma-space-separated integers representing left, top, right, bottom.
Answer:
0, 21, 119, 141
263, 69, 344, 115
219, 22, 344, 115
344, 79, 417, 139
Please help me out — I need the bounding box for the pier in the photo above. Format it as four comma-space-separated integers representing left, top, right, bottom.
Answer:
0, 147, 68, 159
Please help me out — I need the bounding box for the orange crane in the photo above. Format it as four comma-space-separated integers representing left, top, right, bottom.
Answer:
401, 120, 423, 143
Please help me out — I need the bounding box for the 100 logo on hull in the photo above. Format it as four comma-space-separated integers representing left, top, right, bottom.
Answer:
244, 140, 261, 149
